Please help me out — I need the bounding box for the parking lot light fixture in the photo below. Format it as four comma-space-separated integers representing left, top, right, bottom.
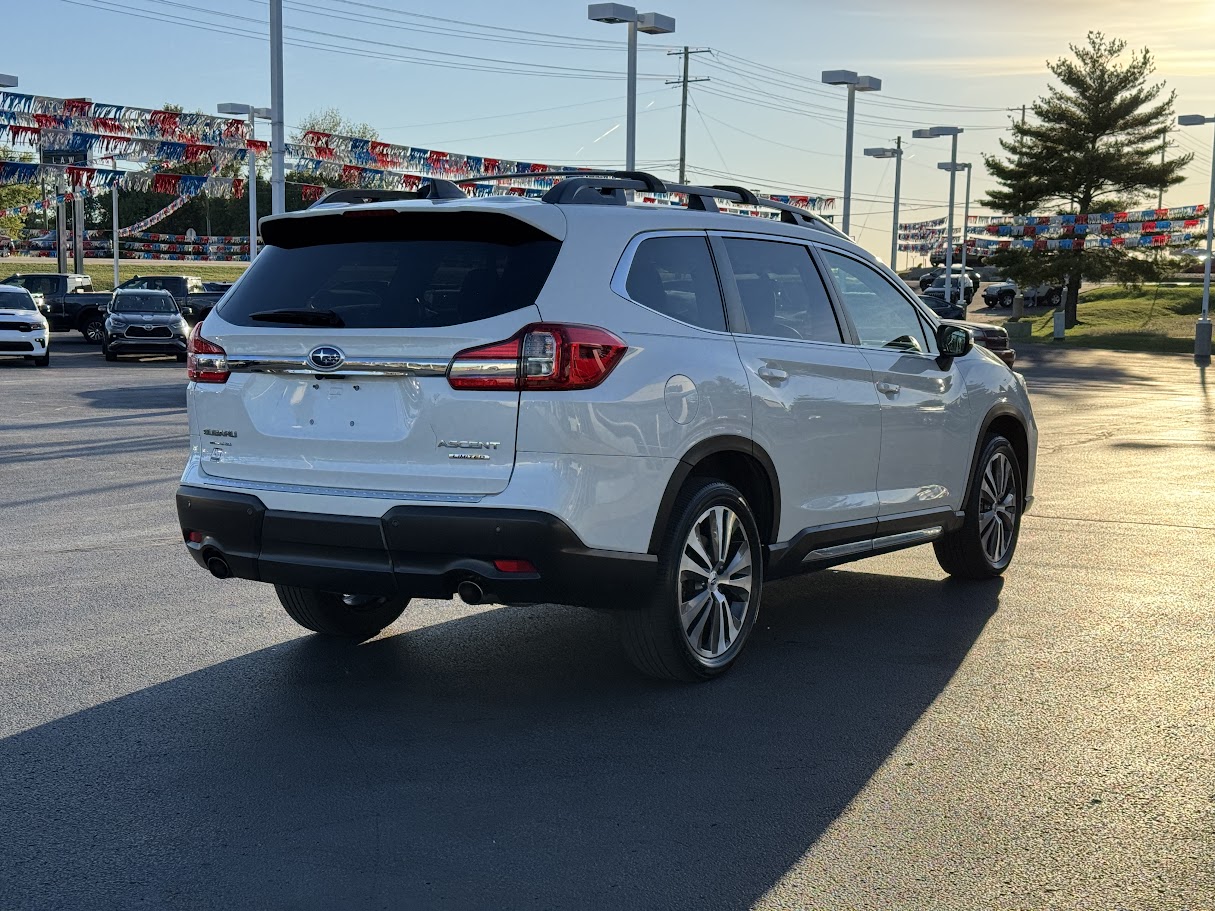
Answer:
0, 74, 17, 88
864, 143, 903, 269
918, 126, 964, 304
1178, 113, 1215, 358
219, 103, 272, 262
824, 69, 882, 236
588, 4, 675, 171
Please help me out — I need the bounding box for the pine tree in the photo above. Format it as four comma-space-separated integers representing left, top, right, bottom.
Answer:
983, 32, 1190, 326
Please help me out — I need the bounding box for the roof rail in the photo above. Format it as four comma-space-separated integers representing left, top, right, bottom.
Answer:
451, 168, 845, 237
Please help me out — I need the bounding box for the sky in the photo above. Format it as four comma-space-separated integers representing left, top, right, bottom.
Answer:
6, 0, 1215, 264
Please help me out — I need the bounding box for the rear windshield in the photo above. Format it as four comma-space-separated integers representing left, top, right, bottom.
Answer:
113, 294, 177, 313
218, 211, 561, 329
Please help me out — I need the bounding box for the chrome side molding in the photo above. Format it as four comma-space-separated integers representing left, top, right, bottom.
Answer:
803, 526, 943, 563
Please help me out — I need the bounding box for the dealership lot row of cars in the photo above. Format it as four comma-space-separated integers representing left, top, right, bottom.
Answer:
0, 272, 232, 367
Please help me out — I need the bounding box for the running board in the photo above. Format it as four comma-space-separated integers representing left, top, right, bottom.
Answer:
803, 526, 943, 563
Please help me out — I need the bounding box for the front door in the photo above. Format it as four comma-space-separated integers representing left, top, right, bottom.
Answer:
817, 249, 972, 521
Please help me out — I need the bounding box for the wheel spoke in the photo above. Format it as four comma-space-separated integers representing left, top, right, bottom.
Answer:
685, 592, 713, 645
724, 596, 743, 639
680, 588, 712, 624
679, 552, 711, 583
709, 507, 727, 565
685, 529, 712, 572
715, 594, 730, 653
722, 545, 752, 582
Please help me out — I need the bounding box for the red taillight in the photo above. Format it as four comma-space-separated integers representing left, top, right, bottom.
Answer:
447, 323, 627, 392
187, 326, 229, 384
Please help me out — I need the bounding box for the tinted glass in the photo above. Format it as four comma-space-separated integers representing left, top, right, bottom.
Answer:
820, 251, 931, 353
112, 293, 178, 313
220, 216, 561, 330
724, 238, 842, 343
0, 288, 36, 310
5, 275, 57, 296
625, 235, 725, 332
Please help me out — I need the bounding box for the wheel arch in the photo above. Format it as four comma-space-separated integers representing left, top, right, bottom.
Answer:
966, 405, 1030, 508
648, 436, 781, 554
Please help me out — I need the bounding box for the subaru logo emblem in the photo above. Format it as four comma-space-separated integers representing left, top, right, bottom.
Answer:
307, 345, 345, 371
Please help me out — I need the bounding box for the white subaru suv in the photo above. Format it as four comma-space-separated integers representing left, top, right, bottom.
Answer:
177, 172, 1036, 681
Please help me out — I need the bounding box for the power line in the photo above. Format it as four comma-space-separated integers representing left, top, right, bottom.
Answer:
711, 51, 1016, 113
56, 0, 665, 80
376, 89, 671, 133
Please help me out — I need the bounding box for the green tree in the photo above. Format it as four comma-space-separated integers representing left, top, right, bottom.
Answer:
0, 148, 41, 241
983, 32, 1190, 326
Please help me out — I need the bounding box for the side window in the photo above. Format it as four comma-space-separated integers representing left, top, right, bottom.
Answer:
124, 277, 151, 290
624, 235, 726, 332
187, 278, 206, 294
820, 250, 931, 354
722, 238, 842, 343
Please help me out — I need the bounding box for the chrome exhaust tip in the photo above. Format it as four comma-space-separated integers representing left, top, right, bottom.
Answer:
456, 581, 484, 605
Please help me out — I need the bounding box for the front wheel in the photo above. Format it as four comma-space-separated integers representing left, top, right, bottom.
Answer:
935, 434, 1022, 579
33, 351, 49, 367
275, 585, 408, 639
619, 479, 762, 681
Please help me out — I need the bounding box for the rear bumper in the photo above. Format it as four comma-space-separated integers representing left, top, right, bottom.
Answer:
176, 484, 657, 609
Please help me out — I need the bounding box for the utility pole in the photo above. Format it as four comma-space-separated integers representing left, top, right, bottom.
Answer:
666, 47, 709, 184
269, 0, 286, 214
892, 136, 902, 271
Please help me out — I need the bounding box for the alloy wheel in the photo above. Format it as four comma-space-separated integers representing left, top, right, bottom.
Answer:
678, 505, 754, 661
979, 451, 1017, 565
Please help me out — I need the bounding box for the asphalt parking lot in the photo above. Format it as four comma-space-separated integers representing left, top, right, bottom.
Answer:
2, 337, 1212, 910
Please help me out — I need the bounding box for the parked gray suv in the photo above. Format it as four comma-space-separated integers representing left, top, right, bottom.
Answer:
177, 171, 1037, 681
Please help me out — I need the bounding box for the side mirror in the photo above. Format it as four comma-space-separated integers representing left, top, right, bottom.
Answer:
936, 323, 973, 359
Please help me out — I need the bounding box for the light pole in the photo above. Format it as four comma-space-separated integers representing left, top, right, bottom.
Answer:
914, 126, 964, 305
269, 0, 286, 214
588, 3, 675, 171
938, 160, 973, 312
823, 69, 882, 236
864, 141, 903, 271
101, 155, 120, 288
1178, 113, 1215, 358
219, 104, 271, 261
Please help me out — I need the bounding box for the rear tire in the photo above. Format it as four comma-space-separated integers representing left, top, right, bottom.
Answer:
80, 313, 105, 344
934, 434, 1022, 579
999, 290, 1014, 307
619, 479, 762, 682
274, 585, 408, 639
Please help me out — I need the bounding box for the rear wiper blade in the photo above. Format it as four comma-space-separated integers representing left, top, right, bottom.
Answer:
248, 308, 345, 327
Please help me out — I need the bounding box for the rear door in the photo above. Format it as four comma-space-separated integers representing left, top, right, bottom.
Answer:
192, 207, 563, 496
716, 234, 882, 538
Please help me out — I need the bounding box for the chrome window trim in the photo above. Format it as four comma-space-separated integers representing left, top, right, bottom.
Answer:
609, 229, 735, 336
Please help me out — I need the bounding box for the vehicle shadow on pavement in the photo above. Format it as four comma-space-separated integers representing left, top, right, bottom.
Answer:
0, 570, 1000, 911
76, 383, 187, 410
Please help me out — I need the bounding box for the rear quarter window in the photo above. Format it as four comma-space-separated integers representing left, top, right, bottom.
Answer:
217, 211, 561, 329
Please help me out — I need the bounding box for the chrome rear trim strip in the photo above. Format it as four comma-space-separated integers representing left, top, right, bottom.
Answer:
225, 354, 449, 377
198, 474, 485, 503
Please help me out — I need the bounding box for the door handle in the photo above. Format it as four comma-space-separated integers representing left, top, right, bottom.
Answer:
757, 366, 789, 383
876, 381, 901, 395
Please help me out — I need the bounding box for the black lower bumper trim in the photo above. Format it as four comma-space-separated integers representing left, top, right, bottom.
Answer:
176, 485, 656, 609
